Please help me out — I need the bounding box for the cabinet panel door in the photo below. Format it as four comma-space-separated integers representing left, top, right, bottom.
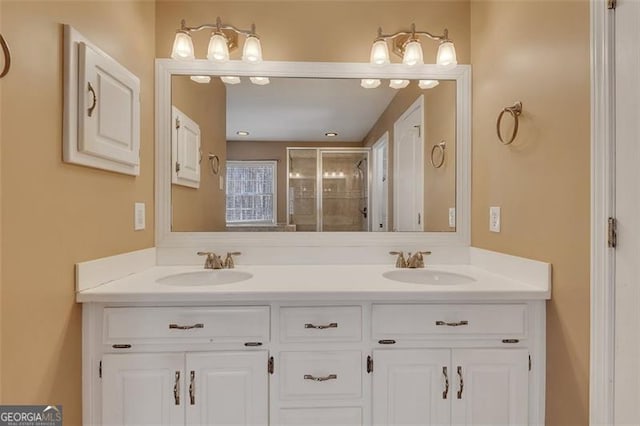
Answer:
451, 349, 528, 426
185, 351, 268, 426
171, 106, 201, 188
102, 353, 184, 426
373, 349, 451, 425
279, 407, 362, 426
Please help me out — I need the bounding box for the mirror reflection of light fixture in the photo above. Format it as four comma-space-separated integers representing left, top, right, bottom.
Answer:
220, 76, 241, 85
369, 24, 457, 68
250, 76, 270, 85
419, 79, 440, 89
389, 79, 410, 89
325, 132, 338, 137
171, 17, 263, 63
361, 79, 381, 89
190, 75, 211, 84
236, 131, 250, 136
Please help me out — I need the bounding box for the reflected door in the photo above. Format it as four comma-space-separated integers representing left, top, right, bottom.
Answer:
287, 149, 318, 231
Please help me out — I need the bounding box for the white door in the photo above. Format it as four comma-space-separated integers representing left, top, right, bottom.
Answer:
102, 353, 184, 426
450, 349, 528, 426
372, 133, 389, 232
393, 96, 424, 231
614, 0, 640, 423
372, 349, 450, 425
172, 106, 202, 188
185, 351, 268, 426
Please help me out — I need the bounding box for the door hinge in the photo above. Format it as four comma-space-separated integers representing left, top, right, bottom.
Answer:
268, 356, 274, 374
608, 217, 617, 248
528, 355, 532, 371
175, 162, 181, 173
608, 0, 616, 9
413, 124, 421, 137
99, 360, 102, 378
175, 117, 181, 129
418, 213, 421, 225
367, 355, 373, 374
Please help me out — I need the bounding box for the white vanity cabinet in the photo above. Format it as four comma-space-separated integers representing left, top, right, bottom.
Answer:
83, 301, 545, 426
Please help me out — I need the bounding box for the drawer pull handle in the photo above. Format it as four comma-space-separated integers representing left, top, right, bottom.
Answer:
169, 323, 204, 330
304, 322, 338, 330
244, 342, 263, 347
457, 366, 464, 399
174, 371, 181, 405
502, 338, 519, 344
189, 370, 195, 405
304, 374, 337, 382
442, 366, 449, 399
435, 320, 469, 327
378, 339, 396, 345
112, 344, 132, 349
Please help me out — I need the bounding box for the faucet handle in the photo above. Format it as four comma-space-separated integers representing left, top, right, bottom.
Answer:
224, 252, 242, 269
389, 251, 407, 268
197, 251, 222, 269
197, 251, 215, 257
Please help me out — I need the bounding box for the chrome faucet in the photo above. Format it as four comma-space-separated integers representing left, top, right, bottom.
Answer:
197, 252, 224, 269
390, 250, 432, 268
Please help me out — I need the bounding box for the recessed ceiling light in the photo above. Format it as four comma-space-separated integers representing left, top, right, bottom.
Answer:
236, 131, 250, 136
325, 132, 338, 137
190, 75, 211, 84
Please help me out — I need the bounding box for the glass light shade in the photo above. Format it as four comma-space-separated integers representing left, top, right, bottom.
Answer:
370, 40, 390, 65
220, 76, 241, 85
242, 35, 263, 63
360, 79, 381, 89
402, 40, 424, 66
436, 41, 457, 68
207, 33, 230, 62
171, 31, 195, 60
190, 76, 211, 84
419, 79, 440, 89
389, 79, 410, 89
250, 76, 270, 85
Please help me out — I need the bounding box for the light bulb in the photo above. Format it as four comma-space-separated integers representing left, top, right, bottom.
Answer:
242, 35, 263, 63
370, 39, 390, 65
389, 79, 410, 89
402, 40, 424, 66
220, 76, 241, 85
171, 31, 194, 60
207, 32, 230, 62
419, 80, 440, 89
436, 41, 457, 68
190, 76, 211, 84
250, 76, 270, 85
361, 79, 381, 89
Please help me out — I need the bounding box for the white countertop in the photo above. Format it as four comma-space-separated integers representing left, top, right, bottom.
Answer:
76, 263, 551, 303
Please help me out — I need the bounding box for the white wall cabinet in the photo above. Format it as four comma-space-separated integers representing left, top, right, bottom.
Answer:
102, 351, 268, 426
84, 302, 545, 426
171, 106, 201, 188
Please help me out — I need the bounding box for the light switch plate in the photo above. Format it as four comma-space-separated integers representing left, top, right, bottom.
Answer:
134, 202, 145, 231
489, 206, 501, 232
448, 207, 456, 228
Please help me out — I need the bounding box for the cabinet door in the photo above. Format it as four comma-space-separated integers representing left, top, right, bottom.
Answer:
171, 106, 201, 188
185, 351, 268, 426
102, 353, 184, 426
279, 407, 362, 426
373, 349, 451, 425
451, 349, 528, 426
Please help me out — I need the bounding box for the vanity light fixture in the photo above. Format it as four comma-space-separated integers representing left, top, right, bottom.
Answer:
369, 24, 457, 69
171, 17, 263, 64
249, 76, 270, 85
361, 79, 381, 89
220, 76, 241, 85
325, 132, 338, 137
236, 131, 250, 136
389, 79, 410, 89
190, 75, 211, 84
419, 79, 440, 89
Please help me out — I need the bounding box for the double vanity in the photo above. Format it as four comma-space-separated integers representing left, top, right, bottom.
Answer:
77, 247, 550, 425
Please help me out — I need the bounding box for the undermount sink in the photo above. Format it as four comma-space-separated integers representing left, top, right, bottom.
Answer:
156, 270, 253, 287
383, 269, 476, 285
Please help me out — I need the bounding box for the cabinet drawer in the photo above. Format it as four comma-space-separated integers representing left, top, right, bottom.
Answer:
279, 351, 362, 400
372, 304, 527, 340
279, 306, 362, 343
279, 407, 362, 425
103, 306, 270, 345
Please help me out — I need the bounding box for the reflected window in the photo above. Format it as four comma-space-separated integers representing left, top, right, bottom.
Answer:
226, 160, 277, 225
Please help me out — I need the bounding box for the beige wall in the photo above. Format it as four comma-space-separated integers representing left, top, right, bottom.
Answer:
470, 1, 590, 424
227, 141, 363, 224
171, 75, 227, 232
0, 1, 155, 423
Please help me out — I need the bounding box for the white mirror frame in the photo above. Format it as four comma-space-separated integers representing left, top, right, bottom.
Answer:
155, 59, 471, 249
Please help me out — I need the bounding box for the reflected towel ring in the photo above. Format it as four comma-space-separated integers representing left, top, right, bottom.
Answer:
208, 154, 220, 175
496, 101, 523, 145
0, 34, 11, 79
430, 141, 446, 168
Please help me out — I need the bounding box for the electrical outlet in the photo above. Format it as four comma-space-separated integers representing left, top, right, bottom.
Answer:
134, 202, 145, 231
448, 207, 456, 228
489, 206, 501, 233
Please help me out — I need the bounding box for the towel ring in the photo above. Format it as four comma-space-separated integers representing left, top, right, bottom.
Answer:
0, 34, 11, 79
496, 101, 523, 145
430, 141, 446, 168
208, 154, 220, 175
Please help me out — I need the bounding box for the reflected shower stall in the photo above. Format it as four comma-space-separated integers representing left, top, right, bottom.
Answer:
287, 148, 370, 232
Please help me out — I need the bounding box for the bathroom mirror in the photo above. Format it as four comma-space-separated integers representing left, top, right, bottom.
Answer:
156, 61, 470, 245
